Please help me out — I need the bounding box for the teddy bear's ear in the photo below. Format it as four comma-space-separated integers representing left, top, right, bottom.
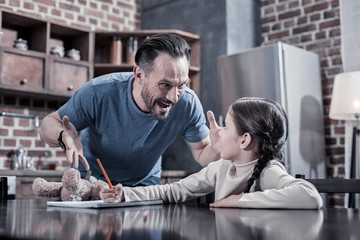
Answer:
32, 178, 63, 198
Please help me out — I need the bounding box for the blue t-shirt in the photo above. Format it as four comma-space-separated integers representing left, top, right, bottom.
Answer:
58, 72, 209, 186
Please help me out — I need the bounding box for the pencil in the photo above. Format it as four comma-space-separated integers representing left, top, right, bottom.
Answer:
96, 158, 114, 190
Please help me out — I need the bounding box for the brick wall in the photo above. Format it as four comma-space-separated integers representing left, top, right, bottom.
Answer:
0, 0, 141, 170
0, 0, 140, 31
260, 0, 344, 206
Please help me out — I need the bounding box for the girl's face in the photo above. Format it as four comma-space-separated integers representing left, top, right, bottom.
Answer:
219, 109, 242, 162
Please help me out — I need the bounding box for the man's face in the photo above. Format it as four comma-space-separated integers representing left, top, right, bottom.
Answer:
140, 53, 189, 121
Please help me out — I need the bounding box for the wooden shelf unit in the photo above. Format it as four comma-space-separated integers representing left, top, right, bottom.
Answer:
0, 10, 93, 100
0, 11, 47, 53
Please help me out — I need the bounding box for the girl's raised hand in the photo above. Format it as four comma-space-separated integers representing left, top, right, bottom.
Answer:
207, 110, 222, 154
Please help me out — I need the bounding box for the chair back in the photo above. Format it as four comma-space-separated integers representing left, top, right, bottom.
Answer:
305, 179, 360, 193
296, 175, 360, 208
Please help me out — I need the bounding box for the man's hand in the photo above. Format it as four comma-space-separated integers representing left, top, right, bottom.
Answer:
209, 194, 243, 208
100, 184, 125, 203
207, 111, 222, 155
61, 115, 90, 170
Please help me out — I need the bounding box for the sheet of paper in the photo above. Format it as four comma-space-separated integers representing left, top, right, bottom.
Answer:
47, 199, 163, 209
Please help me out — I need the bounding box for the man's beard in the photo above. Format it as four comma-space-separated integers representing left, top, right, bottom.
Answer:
141, 90, 174, 121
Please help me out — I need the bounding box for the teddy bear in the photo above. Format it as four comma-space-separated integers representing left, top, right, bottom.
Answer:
32, 168, 108, 201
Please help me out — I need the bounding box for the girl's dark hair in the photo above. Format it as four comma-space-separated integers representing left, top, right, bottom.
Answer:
135, 33, 191, 76
231, 97, 288, 193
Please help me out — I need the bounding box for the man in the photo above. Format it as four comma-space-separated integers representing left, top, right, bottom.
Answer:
40, 34, 220, 186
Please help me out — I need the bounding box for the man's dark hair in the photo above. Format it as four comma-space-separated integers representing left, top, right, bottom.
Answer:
135, 33, 191, 76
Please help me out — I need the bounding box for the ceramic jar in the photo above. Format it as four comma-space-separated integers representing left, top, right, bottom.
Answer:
51, 45, 65, 57
13, 38, 28, 50
66, 48, 81, 61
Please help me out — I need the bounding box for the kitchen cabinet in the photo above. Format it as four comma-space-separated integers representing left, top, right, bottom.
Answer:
0, 10, 93, 100
0, 48, 45, 91
48, 57, 90, 94
0, 10, 201, 99
47, 23, 93, 97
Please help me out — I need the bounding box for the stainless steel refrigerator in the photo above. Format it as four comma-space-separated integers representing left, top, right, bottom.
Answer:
217, 42, 326, 178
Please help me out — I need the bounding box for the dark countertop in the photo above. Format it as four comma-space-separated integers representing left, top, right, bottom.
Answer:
0, 169, 190, 177
0, 199, 359, 240
0, 169, 65, 177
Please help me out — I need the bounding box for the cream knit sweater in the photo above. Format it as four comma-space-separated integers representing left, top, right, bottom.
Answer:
123, 159, 323, 209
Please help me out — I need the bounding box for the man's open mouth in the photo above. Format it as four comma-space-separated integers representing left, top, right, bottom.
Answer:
156, 101, 172, 110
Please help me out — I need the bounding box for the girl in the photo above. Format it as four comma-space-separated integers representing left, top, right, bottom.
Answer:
100, 97, 323, 209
